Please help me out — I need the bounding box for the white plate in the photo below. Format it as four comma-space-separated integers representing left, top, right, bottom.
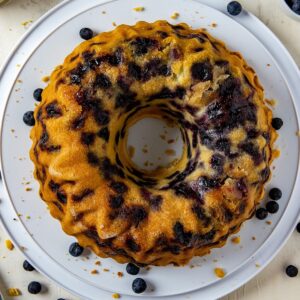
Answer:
0, 0, 300, 299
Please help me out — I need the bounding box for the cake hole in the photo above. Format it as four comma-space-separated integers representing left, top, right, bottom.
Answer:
127, 117, 183, 172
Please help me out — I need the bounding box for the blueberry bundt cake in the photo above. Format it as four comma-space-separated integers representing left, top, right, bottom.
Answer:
30, 21, 277, 266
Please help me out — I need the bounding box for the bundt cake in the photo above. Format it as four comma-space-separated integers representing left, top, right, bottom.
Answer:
30, 21, 277, 266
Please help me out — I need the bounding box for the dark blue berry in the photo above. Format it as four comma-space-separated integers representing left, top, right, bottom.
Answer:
23, 260, 35, 271
132, 278, 147, 294
191, 62, 212, 81
296, 223, 300, 233
79, 28, 93, 40
286, 265, 298, 277
23, 111, 35, 126
69, 242, 84, 257
292, 1, 300, 14
269, 188, 282, 200
109, 195, 124, 209
33, 88, 43, 102
28, 281, 42, 294
271, 118, 283, 130
126, 263, 140, 275
227, 1, 242, 16
266, 201, 279, 214
255, 207, 268, 220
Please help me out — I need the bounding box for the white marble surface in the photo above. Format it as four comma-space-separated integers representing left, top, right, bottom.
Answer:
0, 0, 299, 299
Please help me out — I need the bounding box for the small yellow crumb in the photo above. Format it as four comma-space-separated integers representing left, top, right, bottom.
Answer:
112, 22, 117, 27
26, 216, 31, 220
17, 79, 22, 83
7, 288, 21, 296
214, 267, 226, 278
25, 187, 32, 191
252, 236, 256, 240
267, 63, 271, 67
103, 268, 110, 272
213, 259, 218, 263
42, 76, 50, 83
167, 139, 175, 144
171, 12, 180, 19
190, 264, 195, 269
117, 271, 124, 277
296, 131, 300, 137
112, 293, 120, 299
255, 263, 261, 268
133, 7, 145, 12
165, 149, 176, 156
211, 22, 217, 28
231, 236, 240, 244
21, 20, 33, 27
95, 260, 101, 266
128, 146, 135, 158
5, 240, 14, 251
265, 99, 276, 106
91, 269, 99, 274
11, 129, 15, 133
266, 220, 272, 225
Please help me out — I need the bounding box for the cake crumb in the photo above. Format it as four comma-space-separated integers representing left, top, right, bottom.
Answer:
231, 236, 240, 244
255, 263, 261, 268
266, 220, 272, 225
103, 268, 110, 272
189, 264, 195, 269
26, 216, 31, 220
95, 260, 101, 266
17, 79, 22, 83
112, 22, 117, 27
296, 131, 300, 137
144, 161, 149, 167
145, 266, 151, 271
5, 240, 14, 251
167, 139, 175, 144
112, 293, 121, 299
91, 269, 99, 275
267, 63, 271, 67
133, 7, 145, 12
214, 267, 226, 278
117, 271, 124, 277
165, 149, 176, 156
171, 12, 180, 19
160, 134, 166, 140
252, 236, 256, 240
7, 288, 21, 296
128, 146, 135, 158
213, 259, 218, 263
21, 20, 33, 27
102, 11, 106, 14
42, 76, 50, 83
211, 22, 217, 27
25, 187, 32, 191
265, 98, 276, 106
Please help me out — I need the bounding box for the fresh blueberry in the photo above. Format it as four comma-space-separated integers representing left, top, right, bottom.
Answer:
79, 28, 94, 40
132, 278, 147, 294
271, 118, 283, 130
23, 111, 35, 126
286, 265, 298, 277
23, 260, 35, 271
296, 223, 300, 233
255, 207, 268, 220
227, 1, 242, 16
126, 263, 140, 275
269, 188, 282, 200
292, 1, 300, 14
28, 281, 42, 294
33, 88, 43, 102
266, 201, 279, 214
69, 242, 84, 257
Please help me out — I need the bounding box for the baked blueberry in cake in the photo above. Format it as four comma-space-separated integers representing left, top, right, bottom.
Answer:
30, 21, 277, 266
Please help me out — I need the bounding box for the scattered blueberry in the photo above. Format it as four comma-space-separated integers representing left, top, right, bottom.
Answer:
227, 1, 242, 16
296, 223, 300, 233
271, 118, 283, 130
266, 201, 279, 214
286, 265, 298, 277
69, 242, 84, 257
132, 278, 147, 294
255, 207, 268, 220
33, 88, 43, 102
269, 188, 282, 200
79, 28, 94, 40
23, 111, 35, 126
28, 281, 42, 294
292, 0, 300, 14
23, 260, 35, 271
126, 263, 140, 275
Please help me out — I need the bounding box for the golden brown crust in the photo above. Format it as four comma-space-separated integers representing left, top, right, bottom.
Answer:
30, 21, 277, 266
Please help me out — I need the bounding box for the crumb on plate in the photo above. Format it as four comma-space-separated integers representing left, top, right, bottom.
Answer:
214, 267, 226, 278
133, 7, 145, 12
7, 288, 21, 296
112, 293, 121, 299
231, 236, 240, 244
171, 12, 180, 19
